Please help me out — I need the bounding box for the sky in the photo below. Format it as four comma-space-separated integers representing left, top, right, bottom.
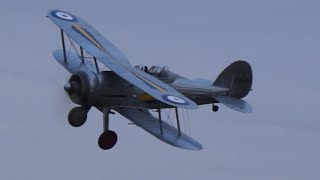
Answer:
0, 0, 319, 179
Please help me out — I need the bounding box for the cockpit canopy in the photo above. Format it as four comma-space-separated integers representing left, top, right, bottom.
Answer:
135, 65, 171, 78
134, 65, 182, 83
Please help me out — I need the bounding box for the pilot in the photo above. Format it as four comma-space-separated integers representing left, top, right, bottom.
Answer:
144, 66, 149, 73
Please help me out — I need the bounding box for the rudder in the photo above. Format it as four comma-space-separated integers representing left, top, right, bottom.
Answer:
213, 61, 252, 99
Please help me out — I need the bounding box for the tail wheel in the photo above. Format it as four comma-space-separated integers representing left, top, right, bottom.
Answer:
68, 107, 87, 127
98, 130, 118, 150
212, 105, 219, 112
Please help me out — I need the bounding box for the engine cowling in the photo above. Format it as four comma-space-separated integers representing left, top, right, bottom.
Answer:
64, 71, 100, 105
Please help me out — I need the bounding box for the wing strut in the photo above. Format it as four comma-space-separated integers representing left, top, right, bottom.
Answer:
80, 47, 85, 64
157, 109, 163, 135
93, 57, 100, 73
60, 29, 67, 64
103, 107, 110, 131
174, 108, 181, 136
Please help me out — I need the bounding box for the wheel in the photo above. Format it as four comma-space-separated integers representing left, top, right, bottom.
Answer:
98, 131, 118, 150
212, 105, 219, 112
68, 107, 87, 127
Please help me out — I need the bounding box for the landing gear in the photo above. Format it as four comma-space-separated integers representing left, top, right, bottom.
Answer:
98, 130, 117, 150
98, 107, 118, 150
212, 104, 219, 112
68, 106, 88, 127
67, 106, 117, 150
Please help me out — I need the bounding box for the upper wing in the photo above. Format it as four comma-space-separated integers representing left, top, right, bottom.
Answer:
113, 107, 203, 151
47, 9, 197, 109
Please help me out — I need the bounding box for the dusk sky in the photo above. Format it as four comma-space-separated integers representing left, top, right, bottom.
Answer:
0, 0, 319, 179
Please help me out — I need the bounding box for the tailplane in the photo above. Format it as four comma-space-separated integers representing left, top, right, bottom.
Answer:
215, 96, 252, 113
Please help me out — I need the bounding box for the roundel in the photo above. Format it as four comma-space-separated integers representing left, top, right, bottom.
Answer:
51, 10, 77, 22
162, 94, 189, 105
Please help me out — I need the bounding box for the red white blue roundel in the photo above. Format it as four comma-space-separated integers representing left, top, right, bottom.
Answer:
51, 10, 77, 22
162, 94, 189, 105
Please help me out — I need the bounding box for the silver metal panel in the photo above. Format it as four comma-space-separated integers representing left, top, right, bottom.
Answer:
113, 107, 203, 151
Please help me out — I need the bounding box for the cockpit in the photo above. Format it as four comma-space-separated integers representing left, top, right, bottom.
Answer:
135, 65, 171, 79
134, 65, 182, 83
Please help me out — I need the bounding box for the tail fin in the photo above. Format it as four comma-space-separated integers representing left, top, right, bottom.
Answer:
214, 61, 252, 99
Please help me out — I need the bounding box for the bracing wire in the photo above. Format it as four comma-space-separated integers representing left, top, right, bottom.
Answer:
67, 36, 95, 59
164, 109, 173, 126
66, 36, 97, 70
67, 36, 81, 58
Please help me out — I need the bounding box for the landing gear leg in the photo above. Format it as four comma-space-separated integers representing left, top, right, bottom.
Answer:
98, 107, 118, 150
212, 104, 219, 112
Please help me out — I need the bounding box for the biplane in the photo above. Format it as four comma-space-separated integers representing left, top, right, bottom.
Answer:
47, 10, 253, 151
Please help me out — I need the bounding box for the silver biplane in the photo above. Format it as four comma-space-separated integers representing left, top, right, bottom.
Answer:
47, 10, 253, 151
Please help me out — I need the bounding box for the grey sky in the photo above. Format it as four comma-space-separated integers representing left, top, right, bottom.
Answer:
0, 0, 319, 179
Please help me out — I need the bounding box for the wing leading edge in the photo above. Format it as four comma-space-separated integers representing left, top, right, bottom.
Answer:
113, 107, 203, 150
47, 9, 197, 109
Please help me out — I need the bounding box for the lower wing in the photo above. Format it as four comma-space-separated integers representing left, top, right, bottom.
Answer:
113, 107, 203, 151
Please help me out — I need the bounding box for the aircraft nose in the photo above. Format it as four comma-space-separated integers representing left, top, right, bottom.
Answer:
64, 83, 72, 93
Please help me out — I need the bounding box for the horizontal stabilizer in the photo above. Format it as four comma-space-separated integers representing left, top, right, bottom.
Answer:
215, 96, 252, 113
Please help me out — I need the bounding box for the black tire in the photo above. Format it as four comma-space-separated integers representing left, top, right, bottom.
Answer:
212, 105, 219, 112
98, 131, 118, 150
68, 107, 87, 127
